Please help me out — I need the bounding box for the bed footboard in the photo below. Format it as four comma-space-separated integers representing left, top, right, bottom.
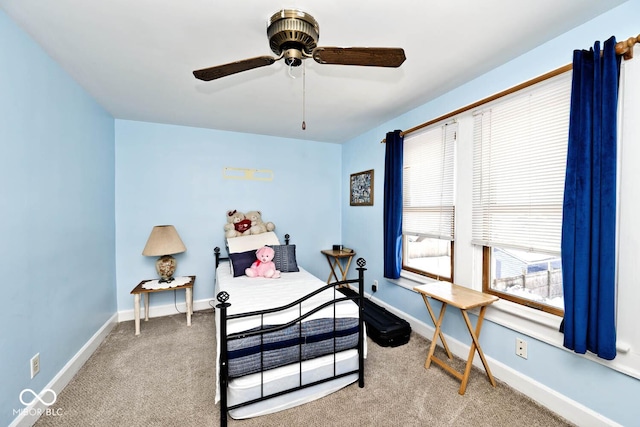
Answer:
216, 257, 367, 427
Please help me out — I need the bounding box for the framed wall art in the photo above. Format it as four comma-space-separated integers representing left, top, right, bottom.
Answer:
350, 169, 374, 206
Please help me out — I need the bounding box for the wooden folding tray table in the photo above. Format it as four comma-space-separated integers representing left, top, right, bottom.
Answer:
414, 281, 498, 395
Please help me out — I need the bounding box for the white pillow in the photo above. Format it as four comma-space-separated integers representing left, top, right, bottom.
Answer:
226, 232, 280, 254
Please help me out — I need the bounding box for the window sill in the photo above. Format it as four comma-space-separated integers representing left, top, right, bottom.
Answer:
393, 270, 565, 339
388, 270, 440, 291
392, 270, 629, 350
391, 270, 637, 378
485, 298, 564, 342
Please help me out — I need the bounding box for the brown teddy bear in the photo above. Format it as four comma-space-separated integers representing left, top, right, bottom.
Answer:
224, 210, 251, 238
246, 210, 276, 235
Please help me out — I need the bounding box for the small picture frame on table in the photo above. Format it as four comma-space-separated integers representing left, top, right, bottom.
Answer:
350, 169, 374, 206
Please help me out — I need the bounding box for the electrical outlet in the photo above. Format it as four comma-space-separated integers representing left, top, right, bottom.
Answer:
30, 353, 40, 378
516, 338, 528, 359
372, 280, 378, 293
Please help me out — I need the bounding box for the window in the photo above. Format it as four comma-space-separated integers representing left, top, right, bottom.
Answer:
472, 70, 572, 316
392, 58, 639, 376
402, 122, 456, 281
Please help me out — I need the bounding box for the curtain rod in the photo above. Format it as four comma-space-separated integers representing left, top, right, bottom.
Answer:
381, 64, 572, 143
382, 32, 640, 144
615, 33, 640, 59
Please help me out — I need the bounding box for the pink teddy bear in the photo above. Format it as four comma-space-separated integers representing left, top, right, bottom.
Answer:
245, 246, 281, 278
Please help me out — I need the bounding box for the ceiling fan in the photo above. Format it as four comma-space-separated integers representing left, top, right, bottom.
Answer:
193, 8, 406, 81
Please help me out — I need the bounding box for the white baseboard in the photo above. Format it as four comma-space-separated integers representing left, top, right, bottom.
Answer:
117, 298, 216, 323
367, 295, 621, 427
10, 313, 118, 427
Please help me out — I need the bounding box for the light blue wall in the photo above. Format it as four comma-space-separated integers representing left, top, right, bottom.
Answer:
2, 0, 639, 425
115, 120, 342, 311
342, 1, 640, 426
0, 10, 116, 427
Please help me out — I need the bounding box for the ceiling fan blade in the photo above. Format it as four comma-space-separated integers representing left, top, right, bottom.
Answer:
312, 47, 406, 67
193, 55, 277, 81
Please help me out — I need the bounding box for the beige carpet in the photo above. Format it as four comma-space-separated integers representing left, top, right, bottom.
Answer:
34, 309, 574, 427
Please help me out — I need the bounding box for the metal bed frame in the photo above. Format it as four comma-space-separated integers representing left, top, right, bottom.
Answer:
214, 236, 366, 427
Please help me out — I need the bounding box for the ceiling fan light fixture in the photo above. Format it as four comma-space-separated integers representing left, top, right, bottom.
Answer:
267, 9, 319, 56
283, 48, 303, 67
192, 8, 406, 82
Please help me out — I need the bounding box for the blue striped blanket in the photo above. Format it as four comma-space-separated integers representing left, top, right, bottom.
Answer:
227, 317, 359, 378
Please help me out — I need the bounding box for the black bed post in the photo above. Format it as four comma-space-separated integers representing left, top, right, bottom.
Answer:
216, 291, 230, 427
356, 258, 367, 388
214, 246, 221, 268
284, 233, 290, 245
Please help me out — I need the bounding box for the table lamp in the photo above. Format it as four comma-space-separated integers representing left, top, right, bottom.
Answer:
142, 225, 187, 283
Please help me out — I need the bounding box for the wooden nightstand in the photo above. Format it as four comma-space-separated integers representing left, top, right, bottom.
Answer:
130, 275, 195, 335
321, 249, 356, 284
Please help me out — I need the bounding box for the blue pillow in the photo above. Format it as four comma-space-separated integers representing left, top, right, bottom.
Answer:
269, 244, 299, 273
229, 250, 257, 277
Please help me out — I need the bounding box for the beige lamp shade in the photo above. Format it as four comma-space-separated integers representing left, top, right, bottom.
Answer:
142, 225, 186, 282
142, 225, 186, 256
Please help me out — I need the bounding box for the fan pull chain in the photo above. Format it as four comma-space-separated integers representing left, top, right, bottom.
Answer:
302, 61, 306, 130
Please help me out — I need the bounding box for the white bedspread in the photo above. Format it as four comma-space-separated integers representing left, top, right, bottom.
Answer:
214, 261, 362, 403
216, 263, 359, 333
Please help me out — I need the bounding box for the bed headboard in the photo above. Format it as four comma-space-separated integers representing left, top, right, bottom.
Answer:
214, 233, 290, 268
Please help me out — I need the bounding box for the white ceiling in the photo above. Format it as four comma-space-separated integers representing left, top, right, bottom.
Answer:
0, 0, 626, 143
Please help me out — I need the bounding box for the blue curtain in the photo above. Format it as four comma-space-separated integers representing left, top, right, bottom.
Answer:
561, 36, 621, 360
383, 130, 403, 279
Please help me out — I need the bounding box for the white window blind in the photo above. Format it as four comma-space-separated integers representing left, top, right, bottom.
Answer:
472, 71, 572, 254
403, 122, 457, 240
